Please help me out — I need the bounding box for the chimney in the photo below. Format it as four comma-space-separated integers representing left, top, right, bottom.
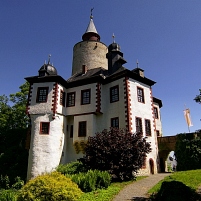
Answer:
82, 65, 87, 74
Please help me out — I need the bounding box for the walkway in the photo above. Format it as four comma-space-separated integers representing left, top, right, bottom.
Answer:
113, 173, 171, 201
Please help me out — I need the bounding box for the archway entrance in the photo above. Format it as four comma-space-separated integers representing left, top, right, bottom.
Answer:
149, 159, 154, 174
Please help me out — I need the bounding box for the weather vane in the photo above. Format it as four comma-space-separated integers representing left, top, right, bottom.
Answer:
136, 59, 139, 68
48, 54, 51, 64
112, 33, 115, 43
90, 7, 94, 18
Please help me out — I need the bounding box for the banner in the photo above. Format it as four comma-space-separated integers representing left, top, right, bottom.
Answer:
184, 108, 193, 127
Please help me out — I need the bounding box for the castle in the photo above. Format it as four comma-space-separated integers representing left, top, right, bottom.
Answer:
25, 13, 163, 180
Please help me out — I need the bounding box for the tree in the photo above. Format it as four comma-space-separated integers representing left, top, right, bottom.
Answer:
0, 82, 30, 185
80, 128, 151, 181
194, 89, 201, 104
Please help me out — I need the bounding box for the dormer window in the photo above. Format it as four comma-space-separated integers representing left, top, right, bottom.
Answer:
36, 87, 49, 103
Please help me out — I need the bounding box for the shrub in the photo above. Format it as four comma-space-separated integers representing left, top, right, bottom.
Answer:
57, 161, 87, 175
17, 171, 83, 201
153, 181, 200, 201
0, 189, 17, 201
175, 132, 201, 171
80, 128, 151, 181
11, 177, 24, 190
0, 175, 10, 189
67, 170, 111, 192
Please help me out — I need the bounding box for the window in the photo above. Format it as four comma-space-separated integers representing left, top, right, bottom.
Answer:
111, 117, 119, 128
156, 130, 160, 137
136, 117, 143, 134
60, 90, 66, 106
110, 85, 119, 103
67, 92, 75, 107
70, 125, 73, 138
154, 107, 159, 119
36, 87, 49, 103
137, 87, 144, 103
145, 119, 151, 136
78, 121, 87, 137
40, 122, 50, 134
81, 89, 90, 105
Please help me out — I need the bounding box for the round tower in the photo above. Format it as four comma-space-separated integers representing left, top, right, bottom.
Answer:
72, 13, 108, 75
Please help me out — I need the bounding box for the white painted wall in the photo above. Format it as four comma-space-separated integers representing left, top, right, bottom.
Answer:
28, 82, 54, 115
27, 113, 65, 180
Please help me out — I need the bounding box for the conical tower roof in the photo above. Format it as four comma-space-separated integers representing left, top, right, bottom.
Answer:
82, 13, 100, 41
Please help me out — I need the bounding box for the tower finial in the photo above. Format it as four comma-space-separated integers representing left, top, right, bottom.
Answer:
136, 59, 139, 68
48, 54, 51, 64
112, 33, 115, 43
90, 7, 94, 19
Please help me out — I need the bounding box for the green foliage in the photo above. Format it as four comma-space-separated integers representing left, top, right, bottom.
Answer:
175, 132, 201, 171
17, 171, 83, 201
0, 82, 29, 186
0, 82, 29, 132
78, 176, 146, 201
80, 128, 151, 181
149, 170, 201, 201
0, 175, 10, 189
67, 169, 111, 192
0, 189, 18, 201
57, 161, 87, 175
11, 177, 24, 190
0, 129, 28, 185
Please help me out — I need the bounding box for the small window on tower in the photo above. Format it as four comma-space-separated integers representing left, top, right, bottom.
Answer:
137, 87, 145, 103
36, 87, 49, 103
111, 117, 119, 128
110, 85, 119, 103
145, 119, 151, 136
60, 90, 66, 107
40, 122, 50, 134
67, 92, 75, 107
136, 117, 143, 134
81, 89, 90, 105
154, 107, 159, 119
78, 121, 87, 137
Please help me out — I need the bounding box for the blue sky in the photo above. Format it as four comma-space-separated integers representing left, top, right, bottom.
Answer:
1, 1, 201, 136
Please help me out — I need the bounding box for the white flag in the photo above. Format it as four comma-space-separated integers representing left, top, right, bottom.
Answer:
184, 108, 193, 127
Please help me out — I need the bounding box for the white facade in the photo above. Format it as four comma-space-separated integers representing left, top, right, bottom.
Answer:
26, 15, 163, 180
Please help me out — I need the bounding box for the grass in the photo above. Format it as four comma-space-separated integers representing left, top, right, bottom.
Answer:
79, 176, 147, 201
148, 169, 201, 195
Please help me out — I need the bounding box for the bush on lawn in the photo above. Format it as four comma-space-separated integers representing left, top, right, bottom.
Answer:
67, 169, 111, 192
57, 160, 87, 175
17, 171, 83, 201
0, 189, 17, 201
80, 128, 151, 181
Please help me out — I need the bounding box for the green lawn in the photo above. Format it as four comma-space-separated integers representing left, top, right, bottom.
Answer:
79, 176, 146, 201
148, 169, 201, 200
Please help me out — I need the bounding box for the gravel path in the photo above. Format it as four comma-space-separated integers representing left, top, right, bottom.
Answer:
113, 173, 171, 201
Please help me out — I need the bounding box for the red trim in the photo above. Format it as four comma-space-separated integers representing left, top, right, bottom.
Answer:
150, 88, 156, 132
26, 83, 33, 115
124, 77, 132, 132
96, 83, 101, 113
51, 83, 59, 119
39, 122, 50, 134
